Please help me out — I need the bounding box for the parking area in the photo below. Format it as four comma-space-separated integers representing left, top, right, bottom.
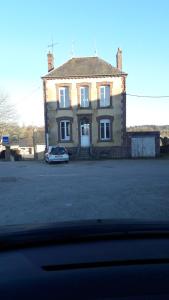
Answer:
0, 159, 169, 225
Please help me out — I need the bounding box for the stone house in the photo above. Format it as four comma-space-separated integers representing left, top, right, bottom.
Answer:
42, 49, 128, 159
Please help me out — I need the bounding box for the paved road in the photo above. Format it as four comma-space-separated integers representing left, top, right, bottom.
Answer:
0, 159, 169, 225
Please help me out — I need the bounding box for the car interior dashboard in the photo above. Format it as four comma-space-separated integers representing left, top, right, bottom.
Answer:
0, 219, 169, 299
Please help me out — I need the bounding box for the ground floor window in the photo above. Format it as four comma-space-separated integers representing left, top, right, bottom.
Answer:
96, 115, 113, 142
100, 119, 111, 140
56, 117, 73, 143
60, 120, 70, 141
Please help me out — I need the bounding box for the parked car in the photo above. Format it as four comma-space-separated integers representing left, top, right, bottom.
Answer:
45, 146, 69, 163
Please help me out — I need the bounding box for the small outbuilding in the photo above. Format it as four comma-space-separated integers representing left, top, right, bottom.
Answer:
127, 131, 160, 158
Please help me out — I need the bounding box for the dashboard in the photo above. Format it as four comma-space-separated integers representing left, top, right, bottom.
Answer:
0, 220, 169, 299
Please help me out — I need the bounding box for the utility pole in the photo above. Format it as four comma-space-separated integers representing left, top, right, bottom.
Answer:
5, 146, 10, 161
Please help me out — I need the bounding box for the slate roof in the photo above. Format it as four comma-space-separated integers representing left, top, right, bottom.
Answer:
42, 57, 127, 78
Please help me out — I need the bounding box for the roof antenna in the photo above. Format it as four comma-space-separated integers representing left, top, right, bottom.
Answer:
48, 38, 59, 54
94, 39, 98, 57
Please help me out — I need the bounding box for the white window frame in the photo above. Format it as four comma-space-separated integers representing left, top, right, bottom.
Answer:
80, 86, 89, 107
100, 119, 111, 141
59, 87, 69, 108
60, 120, 70, 141
100, 85, 110, 107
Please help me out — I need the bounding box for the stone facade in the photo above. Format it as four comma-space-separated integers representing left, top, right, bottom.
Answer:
42, 53, 128, 159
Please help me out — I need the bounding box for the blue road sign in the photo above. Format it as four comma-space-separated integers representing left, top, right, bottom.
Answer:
2, 136, 9, 144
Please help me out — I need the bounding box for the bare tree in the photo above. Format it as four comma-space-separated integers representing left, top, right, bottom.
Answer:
0, 91, 17, 137
161, 136, 169, 146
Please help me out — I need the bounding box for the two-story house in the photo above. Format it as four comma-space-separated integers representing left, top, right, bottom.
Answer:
42, 49, 128, 159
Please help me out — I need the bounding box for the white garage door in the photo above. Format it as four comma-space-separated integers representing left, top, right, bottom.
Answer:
131, 137, 155, 157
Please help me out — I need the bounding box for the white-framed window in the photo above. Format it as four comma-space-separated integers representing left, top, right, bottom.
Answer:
80, 86, 89, 107
100, 85, 110, 107
60, 120, 70, 141
59, 87, 70, 108
100, 119, 111, 140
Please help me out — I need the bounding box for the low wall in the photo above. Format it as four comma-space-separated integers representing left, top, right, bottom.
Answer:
67, 146, 130, 160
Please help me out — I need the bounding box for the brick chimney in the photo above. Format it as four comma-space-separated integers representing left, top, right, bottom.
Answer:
116, 48, 122, 71
47, 51, 54, 72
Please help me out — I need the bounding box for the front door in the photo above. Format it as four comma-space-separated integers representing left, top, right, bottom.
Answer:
80, 122, 90, 147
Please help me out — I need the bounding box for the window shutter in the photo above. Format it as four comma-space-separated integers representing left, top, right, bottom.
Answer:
105, 86, 110, 106
61, 122, 65, 140
100, 122, 105, 139
60, 89, 64, 108
66, 121, 70, 137
80, 88, 85, 106
65, 87, 70, 107
85, 87, 89, 101
106, 122, 110, 139
100, 87, 104, 106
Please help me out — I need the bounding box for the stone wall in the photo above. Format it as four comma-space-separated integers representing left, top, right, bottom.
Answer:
67, 145, 130, 160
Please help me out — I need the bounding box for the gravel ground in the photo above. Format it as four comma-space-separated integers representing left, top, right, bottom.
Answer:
0, 159, 169, 225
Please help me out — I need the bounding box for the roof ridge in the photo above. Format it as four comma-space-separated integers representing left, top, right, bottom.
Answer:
42, 56, 127, 78
71, 56, 99, 58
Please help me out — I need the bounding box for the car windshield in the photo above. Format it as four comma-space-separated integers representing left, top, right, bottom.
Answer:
0, 0, 169, 228
50, 147, 66, 155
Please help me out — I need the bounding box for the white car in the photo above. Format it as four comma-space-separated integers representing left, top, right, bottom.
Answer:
45, 146, 69, 164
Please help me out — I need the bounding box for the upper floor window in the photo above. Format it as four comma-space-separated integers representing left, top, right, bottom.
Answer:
60, 120, 70, 141
80, 86, 89, 107
59, 87, 70, 108
100, 119, 111, 140
100, 85, 110, 107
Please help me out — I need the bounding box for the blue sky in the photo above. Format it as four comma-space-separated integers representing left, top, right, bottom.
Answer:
0, 0, 169, 126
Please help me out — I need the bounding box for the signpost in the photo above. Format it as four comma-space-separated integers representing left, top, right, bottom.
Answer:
1, 136, 10, 160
